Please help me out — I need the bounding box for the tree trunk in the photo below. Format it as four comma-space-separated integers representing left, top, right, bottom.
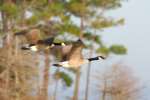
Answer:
84, 48, 93, 100
15, 71, 20, 100
20, 0, 26, 27
2, 0, 12, 97
14, 36, 20, 100
53, 68, 60, 100
5, 34, 12, 100
73, 67, 81, 100
53, 80, 58, 100
101, 80, 107, 100
1, 9, 8, 33
39, 51, 50, 100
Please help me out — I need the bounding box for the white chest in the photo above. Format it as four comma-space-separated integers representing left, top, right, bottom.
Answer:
59, 59, 88, 69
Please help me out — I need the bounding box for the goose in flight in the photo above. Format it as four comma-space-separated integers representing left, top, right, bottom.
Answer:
21, 37, 65, 52
52, 39, 105, 69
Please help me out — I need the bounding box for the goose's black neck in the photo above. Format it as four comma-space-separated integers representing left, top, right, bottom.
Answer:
88, 56, 105, 61
88, 57, 99, 61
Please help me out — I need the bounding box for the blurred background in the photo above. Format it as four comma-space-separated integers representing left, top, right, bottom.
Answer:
0, 0, 149, 100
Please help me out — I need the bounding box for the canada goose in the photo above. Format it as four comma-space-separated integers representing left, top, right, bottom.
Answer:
21, 37, 65, 52
53, 39, 105, 69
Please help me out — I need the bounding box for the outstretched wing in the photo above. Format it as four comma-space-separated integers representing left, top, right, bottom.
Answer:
51, 44, 72, 61
51, 39, 84, 62
68, 39, 84, 61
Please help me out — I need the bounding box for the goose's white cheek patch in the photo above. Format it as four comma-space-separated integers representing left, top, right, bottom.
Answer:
31, 46, 38, 51
60, 61, 70, 68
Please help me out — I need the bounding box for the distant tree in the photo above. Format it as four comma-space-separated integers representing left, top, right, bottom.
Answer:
95, 63, 141, 100
0, 37, 38, 100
